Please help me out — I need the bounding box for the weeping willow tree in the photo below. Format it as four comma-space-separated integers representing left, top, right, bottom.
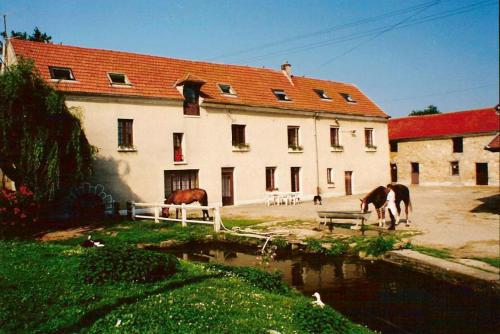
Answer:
0, 59, 96, 203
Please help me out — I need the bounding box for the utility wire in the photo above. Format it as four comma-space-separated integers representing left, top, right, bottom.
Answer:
235, 0, 495, 63
378, 83, 498, 102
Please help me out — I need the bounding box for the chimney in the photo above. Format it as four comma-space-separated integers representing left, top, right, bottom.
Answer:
281, 61, 293, 85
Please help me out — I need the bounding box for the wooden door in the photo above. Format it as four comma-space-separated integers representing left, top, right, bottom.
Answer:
291, 167, 300, 192
390, 163, 398, 183
221, 168, 234, 206
344, 171, 352, 196
411, 162, 419, 185
476, 163, 488, 185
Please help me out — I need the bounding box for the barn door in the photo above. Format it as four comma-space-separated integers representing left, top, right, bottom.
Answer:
475, 163, 488, 185
344, 171, 353, 195
411, 162, 419, 185
390, 163, 398, 183
221, 168, 234, 206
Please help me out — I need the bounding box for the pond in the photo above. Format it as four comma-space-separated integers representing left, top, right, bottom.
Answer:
166, 242, 499, 334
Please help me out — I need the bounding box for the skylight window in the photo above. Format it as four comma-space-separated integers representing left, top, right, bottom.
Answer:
272, 89, 291, 101
108, 73, 131, 85
314, 89, 331, 100
340, 93, 356, 103
49, 66, 75, 80
218, 83, 236, 95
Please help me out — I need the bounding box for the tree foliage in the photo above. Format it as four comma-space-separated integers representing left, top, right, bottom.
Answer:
0, 59, 96, 203
1, 27, 52, 55
409, 104, 441, 116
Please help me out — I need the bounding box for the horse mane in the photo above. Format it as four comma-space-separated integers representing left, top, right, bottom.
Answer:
363, 186, 386, 202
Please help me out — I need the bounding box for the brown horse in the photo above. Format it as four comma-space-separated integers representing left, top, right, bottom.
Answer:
162, 188, 210, 220
360, 184, 412, 226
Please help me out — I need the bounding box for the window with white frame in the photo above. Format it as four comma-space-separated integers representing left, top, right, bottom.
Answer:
49, 66, 75, 80
327, 168, 334, 185
287, 126, 302, 151
232, 124, 247, 149
266, 167, 276, 191
218, 83, 237, 96
364, 128, 375, 148
273, 89, 291, 101
173, 133, 185, 162
117, 119, 134, 149
330, 127, 341, 147
107, 72, 131, 85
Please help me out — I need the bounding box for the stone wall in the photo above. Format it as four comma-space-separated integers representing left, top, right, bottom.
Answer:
390, 134, 499, 186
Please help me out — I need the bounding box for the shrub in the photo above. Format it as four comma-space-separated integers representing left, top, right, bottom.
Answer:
80, 244, 179, 284
0, 186, 39, 229
364, 236, 396, 256
305, 238, 324, 253
293, 300, 350, 334
272, 237, 288, 249
206, 263, 290, 294
324, 239, 349, 256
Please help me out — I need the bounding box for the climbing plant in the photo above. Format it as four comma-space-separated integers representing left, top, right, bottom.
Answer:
0, 59, 96, 203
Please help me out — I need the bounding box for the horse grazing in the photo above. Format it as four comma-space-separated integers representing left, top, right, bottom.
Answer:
162, 188, 210, 220
360, 184, 412, 226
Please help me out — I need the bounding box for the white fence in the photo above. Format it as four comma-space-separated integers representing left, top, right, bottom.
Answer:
129, 202, 222, 232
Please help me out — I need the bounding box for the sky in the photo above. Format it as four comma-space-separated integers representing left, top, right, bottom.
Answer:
1, 0, 498, 117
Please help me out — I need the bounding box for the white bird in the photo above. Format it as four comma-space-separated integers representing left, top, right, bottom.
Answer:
311, 292, 325, 308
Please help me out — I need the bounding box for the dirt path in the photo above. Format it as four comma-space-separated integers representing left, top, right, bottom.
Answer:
222, 186, 499, 258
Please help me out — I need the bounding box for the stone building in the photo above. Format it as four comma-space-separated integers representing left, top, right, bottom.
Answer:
4, 39, 391, 208
389, 107, 499, 186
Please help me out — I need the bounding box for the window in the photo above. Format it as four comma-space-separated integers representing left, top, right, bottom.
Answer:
49, 66, 75, 80
314, 89, 331, 100
218, 83, 236, 95
231, 124, 246, 148
327, 168, 334, 185
272, 89, 291, 101
340, 93, 356, 103
173, 133, 184, 162
117, 119, 133, 148
288, 126, 302, 150
390, 141, 398, 152
164, 170, 199, 198
291, 167, 300, 192
108, 72, 131, 85
183, 85, 200, 116
452, 137, 463, 153
266, 167, 276, 191
330, 127, 340, 147
364, 128, 375, 148
451, 161, 459, 175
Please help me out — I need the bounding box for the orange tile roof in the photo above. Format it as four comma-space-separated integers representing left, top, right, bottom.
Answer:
389, 107, 499, 140
10, 39, 387, 118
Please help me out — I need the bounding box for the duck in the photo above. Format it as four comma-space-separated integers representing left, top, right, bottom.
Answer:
311, 292, 325, 308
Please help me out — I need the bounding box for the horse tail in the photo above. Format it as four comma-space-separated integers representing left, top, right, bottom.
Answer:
201, 190, 208, 206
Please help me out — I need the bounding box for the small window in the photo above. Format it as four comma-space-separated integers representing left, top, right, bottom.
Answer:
340, 93, 356, 103
451, 161, 459, 175
173, 133, 184, 162
49, 66, 75, 80
327, 168, 334, 185
272, 89, 291, 101
314, 89, 331, 100
232, 124, 246, 147
183, 85, 200, 116
330, 127, 340, 147
288, 126, 301, 150
390, 141, 398, 152
266, 167, 276, 191
218, 83, 236, 95
118, 119, 133, 148
365, 128, 375, 148
108, 72, 130, 85
452, 137, 463, 153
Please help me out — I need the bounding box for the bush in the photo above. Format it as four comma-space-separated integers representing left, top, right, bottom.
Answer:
80, 244, 179, 284
293, 300, 350, 334
364, 236, 396, 256
305, 238, 324, 253
206, 263, 290, 294
324, 239, 349, 256
0, 186, 39, 229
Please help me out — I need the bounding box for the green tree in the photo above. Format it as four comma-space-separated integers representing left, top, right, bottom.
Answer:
1, 27, 52, 55
409, 105, 441, 116
0, 59, 96, 203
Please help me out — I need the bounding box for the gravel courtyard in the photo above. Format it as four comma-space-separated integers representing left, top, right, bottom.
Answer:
221, 186, 500, 258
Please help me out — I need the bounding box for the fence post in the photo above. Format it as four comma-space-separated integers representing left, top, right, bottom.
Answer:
181, 203, 187, 227
214, 206, 221, 232
154, 206, 159, 223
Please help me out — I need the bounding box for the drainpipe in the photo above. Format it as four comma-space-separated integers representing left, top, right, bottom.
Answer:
313, 113, 320, 196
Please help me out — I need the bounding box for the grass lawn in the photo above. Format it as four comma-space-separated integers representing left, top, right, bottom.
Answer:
0, 239, 373, 333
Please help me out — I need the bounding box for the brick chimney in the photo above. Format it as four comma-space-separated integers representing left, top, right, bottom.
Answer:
281, 61, 293, 85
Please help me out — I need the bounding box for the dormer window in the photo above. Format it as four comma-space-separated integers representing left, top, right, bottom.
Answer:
314, 89, 331, 100
49, 66, 75, 80
183, 85, 200, 116
218, 83, 236, 96
340, 93, 356, 103
272, 89, 291, 101
108, 72, 131, 85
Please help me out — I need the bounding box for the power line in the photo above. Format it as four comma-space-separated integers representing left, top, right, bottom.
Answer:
235, 0, 495, 64
378, 83, 498, 102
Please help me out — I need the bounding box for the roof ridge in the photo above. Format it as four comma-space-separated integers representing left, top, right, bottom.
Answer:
391, 107, 496, 121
